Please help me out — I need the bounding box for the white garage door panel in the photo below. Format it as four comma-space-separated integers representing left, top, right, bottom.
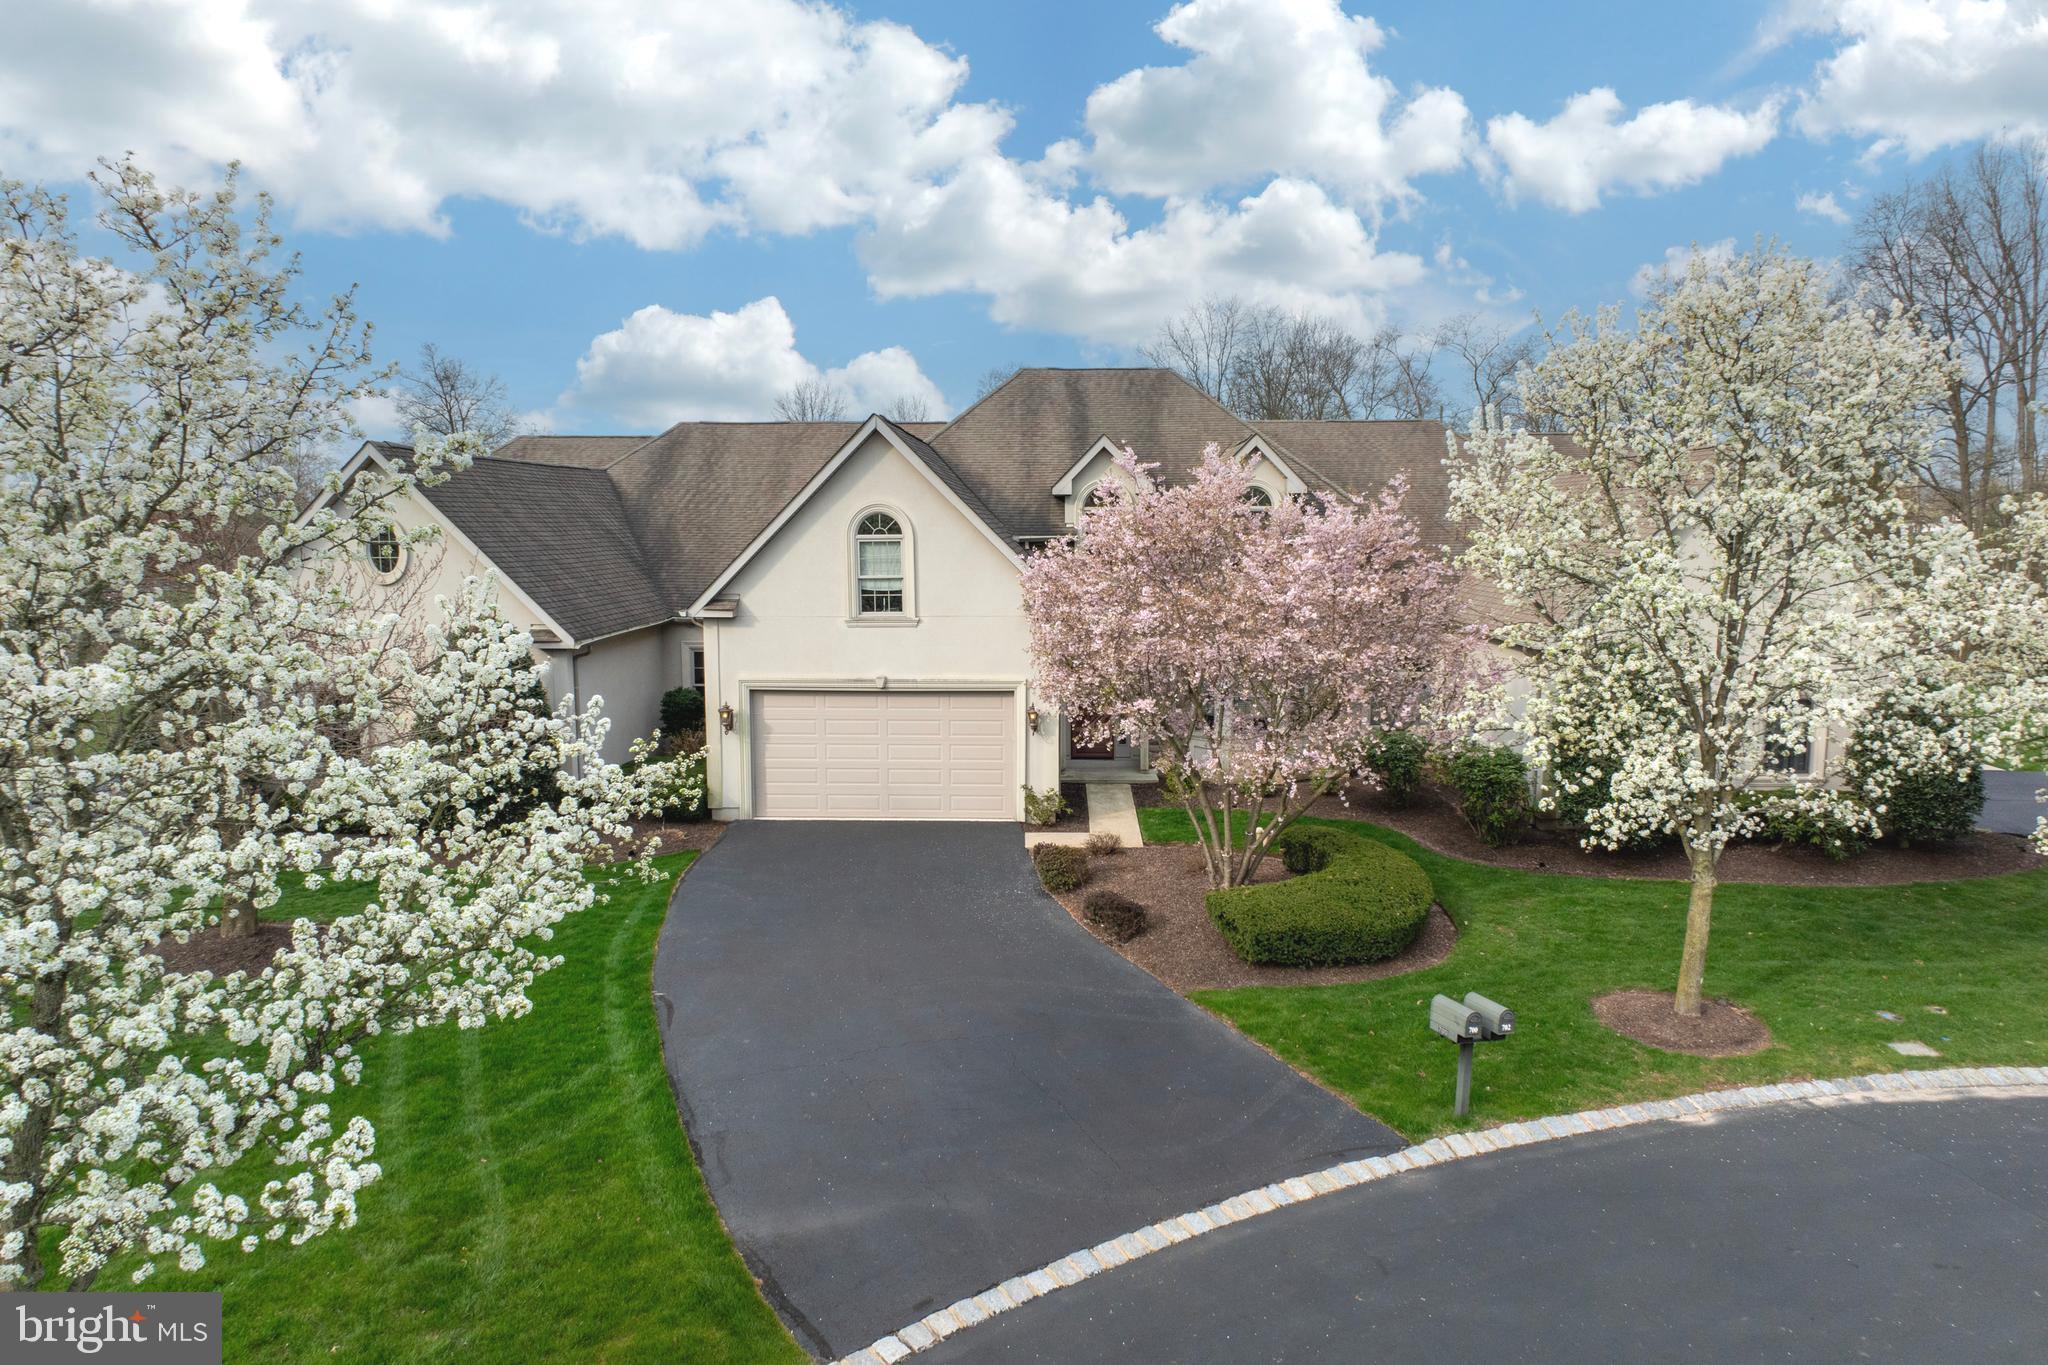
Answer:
754, 690, 1015, 820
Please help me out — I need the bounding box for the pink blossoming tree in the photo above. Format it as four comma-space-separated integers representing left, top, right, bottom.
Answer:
1022, 446, 1470, 888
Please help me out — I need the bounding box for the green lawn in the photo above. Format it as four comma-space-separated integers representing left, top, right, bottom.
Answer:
1140, 808, 2048, 1140
128, 853, 803, 1365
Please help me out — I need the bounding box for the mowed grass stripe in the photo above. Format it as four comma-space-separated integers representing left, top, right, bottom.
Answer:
123, 853, 803, 1365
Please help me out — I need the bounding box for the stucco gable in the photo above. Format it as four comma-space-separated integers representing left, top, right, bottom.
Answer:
687, 417, 1021, 616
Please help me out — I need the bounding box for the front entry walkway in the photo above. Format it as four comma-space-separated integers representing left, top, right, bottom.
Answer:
652, 821, 1399, 1358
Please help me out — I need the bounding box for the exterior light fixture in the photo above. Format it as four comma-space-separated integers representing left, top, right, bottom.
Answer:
1026, 705, 1041, 733
718, 702, 735, 733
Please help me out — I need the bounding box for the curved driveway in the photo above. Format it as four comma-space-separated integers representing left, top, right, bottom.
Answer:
653, 821, 1401, 1358
928, 1093, 2048, 1363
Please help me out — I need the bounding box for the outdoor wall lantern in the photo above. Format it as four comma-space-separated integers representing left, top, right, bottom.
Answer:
1026, 705, 1042, 733
718, 702, 735, 733
1429, 991, 1515, 1118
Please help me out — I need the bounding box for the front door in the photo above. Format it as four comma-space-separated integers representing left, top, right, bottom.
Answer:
1068, 712, 1117, 761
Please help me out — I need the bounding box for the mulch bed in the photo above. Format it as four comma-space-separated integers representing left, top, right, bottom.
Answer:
605, 816, 727, 860
1051, 842, 1456, 992
153, 921, 297, 977
1592, 989, 1774, 1056
1034, 781, 1091, 833
1294, 782, 2044, 887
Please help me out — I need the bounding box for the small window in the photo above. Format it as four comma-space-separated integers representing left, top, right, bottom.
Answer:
1767, 700, 1815, 776
855, 511, 905, 615
366, 527, 401, 576
691, 647, 705, 689
1242, 486, 1273, 509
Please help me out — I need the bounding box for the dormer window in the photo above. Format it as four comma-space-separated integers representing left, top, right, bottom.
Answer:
855, 510, 906, 615
1242, 486, 1274, 509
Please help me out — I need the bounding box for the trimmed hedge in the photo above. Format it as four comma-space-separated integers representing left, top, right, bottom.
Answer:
1031, 842, 1090, 894
1207, 826, 1433, 967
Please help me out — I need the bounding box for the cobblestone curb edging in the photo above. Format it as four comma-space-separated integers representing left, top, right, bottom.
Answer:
831, 1066, 2048, 1364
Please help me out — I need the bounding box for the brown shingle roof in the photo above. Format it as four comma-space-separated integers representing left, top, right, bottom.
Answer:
491, 434, 654, 468
413, 452, 672, 643
926, 368, 1253, 537
385, 373, 1547, 641
601, 421, 865, 610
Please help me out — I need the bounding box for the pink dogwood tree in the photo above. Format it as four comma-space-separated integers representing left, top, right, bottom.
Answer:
1022, 446, 1470, 888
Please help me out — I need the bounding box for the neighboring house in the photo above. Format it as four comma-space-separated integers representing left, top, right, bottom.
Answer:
308, 368, 1837, 821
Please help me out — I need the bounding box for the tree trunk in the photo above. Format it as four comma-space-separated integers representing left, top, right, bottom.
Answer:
1, 974, 66, 1290
219, 889, 261, 940
1675, 846, 1718, 1017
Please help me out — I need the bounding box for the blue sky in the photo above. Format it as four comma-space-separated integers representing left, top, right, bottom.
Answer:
4, 0, 2044, 434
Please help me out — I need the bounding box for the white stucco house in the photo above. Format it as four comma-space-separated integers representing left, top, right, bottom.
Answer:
308, 367, 1838, 822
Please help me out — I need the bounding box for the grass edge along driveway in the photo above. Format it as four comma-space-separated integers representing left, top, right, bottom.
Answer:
1138, 808, 2048, 1140
122, 852, 804, 1365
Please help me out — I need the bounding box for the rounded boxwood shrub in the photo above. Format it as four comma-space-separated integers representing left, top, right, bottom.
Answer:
1083, 890, 1148, 942
1031, 842, 1089, 894
1276, 823, 1349, 874
1207, 828, 1432, 967
1445, 743, 1531, 846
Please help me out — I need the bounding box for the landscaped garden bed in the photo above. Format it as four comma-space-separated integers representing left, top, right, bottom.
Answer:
1049, 842, 1456, 991
1139, 812, 2048, 1140
1133, 780, 2045, 886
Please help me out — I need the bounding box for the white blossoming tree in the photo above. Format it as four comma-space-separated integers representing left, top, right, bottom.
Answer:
0, 163, 662, 1289
1448, 246, 2048, 1019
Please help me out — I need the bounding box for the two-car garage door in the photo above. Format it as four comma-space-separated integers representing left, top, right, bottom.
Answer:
752, 690, 1014, 820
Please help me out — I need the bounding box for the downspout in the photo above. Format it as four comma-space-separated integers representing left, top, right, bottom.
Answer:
565, 646, 590, 779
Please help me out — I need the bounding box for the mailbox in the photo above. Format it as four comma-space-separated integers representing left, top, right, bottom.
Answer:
1430, 994, 1483, 1042
1464, 992, 1515, 1039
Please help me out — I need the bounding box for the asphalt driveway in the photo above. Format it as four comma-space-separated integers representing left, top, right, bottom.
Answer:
1980, 769, 2047, 837
928, 1093, 2048, 1363
652, 821, 1400, 1358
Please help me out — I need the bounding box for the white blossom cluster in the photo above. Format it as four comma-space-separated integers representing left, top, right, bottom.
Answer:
0, 164, 667, 1288
1447, 246, 2048, 869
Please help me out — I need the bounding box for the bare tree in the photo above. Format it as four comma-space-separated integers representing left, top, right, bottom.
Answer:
1142, 296, 1250, 402
773, 376, 850, 421
1432, 313, 1538, 429
887, 393, 934, 423
395, 343, 525, 448
1847, 139, 2047, 524
974, 364, 1022, 401
1146, 295, 1446, 422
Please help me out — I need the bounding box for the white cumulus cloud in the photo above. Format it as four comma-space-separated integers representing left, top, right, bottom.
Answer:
558, 297, 945, 429
1486, 89, 1780, 212
1072, 0, 1471, 208
1783, 0, 2048, 156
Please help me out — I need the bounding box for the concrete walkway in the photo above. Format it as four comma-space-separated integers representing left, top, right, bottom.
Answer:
1081, 782, 1143, 847
911, 1084, 2048, 1363
653, 821, 1399, 1358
